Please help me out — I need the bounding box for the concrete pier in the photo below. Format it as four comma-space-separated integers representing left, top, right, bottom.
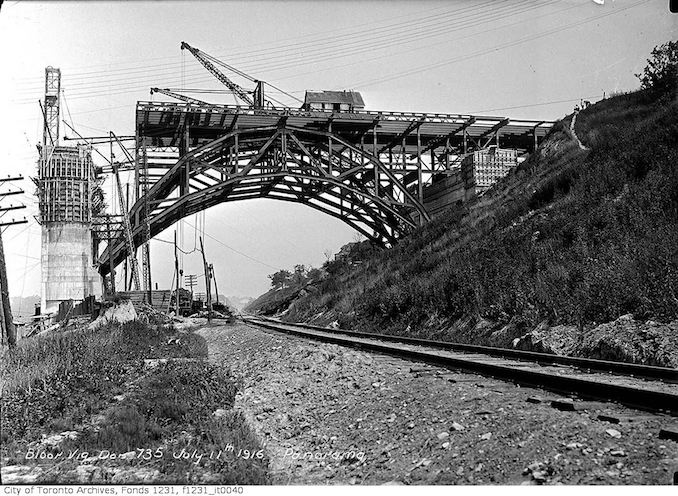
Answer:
40, 222, 101, 315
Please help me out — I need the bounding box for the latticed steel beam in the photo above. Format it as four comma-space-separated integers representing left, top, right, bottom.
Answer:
180, 42, 254, 106
99, 125, 433, 274
150, 88, 207, 105
413, 117, 477, 159
378, 117, 426, 154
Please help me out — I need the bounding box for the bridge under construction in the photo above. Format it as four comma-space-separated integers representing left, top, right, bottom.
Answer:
36, 42, 554, 310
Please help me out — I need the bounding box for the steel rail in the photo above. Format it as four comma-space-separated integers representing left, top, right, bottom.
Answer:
248, 315, 678, 381
241, 316, 678, 416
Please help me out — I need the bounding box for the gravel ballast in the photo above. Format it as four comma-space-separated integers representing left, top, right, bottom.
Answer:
198, 322, 678, 485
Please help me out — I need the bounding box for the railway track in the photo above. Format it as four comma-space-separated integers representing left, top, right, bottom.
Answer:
240, 315, 678, 417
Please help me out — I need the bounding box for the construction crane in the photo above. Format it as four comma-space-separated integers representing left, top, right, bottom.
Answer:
41, 67, 61, 149
150, 88, 208, 105
180, 41, 268, 108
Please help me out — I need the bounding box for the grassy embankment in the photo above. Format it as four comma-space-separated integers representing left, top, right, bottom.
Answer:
278, 88, 678, 346
1, 318, 268, 484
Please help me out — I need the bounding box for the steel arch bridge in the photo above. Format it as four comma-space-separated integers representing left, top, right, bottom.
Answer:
98, 102, 552, 279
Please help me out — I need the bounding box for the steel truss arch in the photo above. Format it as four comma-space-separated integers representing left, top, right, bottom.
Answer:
100, 124, 430, 274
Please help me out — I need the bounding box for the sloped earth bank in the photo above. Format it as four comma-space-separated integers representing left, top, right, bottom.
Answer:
199, 322, 678, 485
512, 315, 678, 368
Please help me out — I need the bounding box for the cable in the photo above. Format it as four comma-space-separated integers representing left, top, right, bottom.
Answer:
468, 94, 603, 114
348, 0, 649, 89
153, 232, 198, 255
7, 1, 543, 109
61, 89, 76, 134
3, 221, 34, 242
9, 2, 472, 82
8, 260, 41, 289
183, 219, 279, 270
11, 0, 549, 101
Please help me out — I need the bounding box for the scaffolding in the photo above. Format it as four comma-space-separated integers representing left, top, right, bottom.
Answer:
36, 66, 103, 314
37, 146, 97, 223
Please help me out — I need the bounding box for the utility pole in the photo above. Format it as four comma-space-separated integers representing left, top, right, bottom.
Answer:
174, 230, 180, 316
0, 176, 27, 348
199, 236, 212, 323
105, 215, 116, 295
185, 274, 197, 295
124, 182, 129, 290
209, 264, 220, 304
0, 227, 17, 347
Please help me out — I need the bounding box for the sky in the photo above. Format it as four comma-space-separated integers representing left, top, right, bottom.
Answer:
0, 0, 676, 303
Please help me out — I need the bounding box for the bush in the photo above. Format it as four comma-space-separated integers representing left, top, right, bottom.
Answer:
281, 85, 678, 344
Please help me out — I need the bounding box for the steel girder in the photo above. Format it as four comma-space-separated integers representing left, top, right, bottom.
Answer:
99, 124, 431, 275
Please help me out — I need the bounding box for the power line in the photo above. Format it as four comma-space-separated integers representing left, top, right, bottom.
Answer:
348, 0, 649, 89
155, 221, 278, 270
5, 1, 551, 108
9, 2, 469, 82
184, 219, 279, 270
468, 94, 603, 114
10, 0, 550, 102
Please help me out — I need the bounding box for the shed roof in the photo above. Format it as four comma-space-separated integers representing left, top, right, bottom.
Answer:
304, 90, 365, 107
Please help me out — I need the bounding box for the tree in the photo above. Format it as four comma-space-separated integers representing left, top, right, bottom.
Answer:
307, 267, 324, 282
292, 264, 308, 286
268, 269, 292, 289
636, 40, 678, 95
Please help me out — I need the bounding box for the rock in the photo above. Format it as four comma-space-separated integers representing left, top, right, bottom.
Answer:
480, 432, 492, 441
610, 450, 626, 457
407, 422, 415, 429
566, 442, 583, 450
575, 316, 678, 368
110, 467, 161, 484
213, 408, 228, 417
0, 465, 44, 484
437, 432, 450, 440
531, 470, 547, 483
513, 322, 580, 355
73, 465, 97, 483
551, 399, 576, 411
606, 429, 622, 439
88, 300, 137, 330
526, 396, 545, 404
42, 433, 66, 446
451, 422, 464, 431
442, 442, 450, 449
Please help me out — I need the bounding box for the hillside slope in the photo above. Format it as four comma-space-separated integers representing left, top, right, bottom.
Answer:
258, 88, 678, 366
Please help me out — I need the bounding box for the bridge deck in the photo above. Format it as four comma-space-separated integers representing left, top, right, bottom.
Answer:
137, 102, 553, 153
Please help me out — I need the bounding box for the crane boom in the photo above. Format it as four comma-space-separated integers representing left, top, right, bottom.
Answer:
150, 88, 208, 105
180, 42, 253, 106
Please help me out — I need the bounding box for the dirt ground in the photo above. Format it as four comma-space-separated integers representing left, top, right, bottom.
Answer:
197, 322, 678, 485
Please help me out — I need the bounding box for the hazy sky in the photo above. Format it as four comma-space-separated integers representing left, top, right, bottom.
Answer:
0, 0, 675, 300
